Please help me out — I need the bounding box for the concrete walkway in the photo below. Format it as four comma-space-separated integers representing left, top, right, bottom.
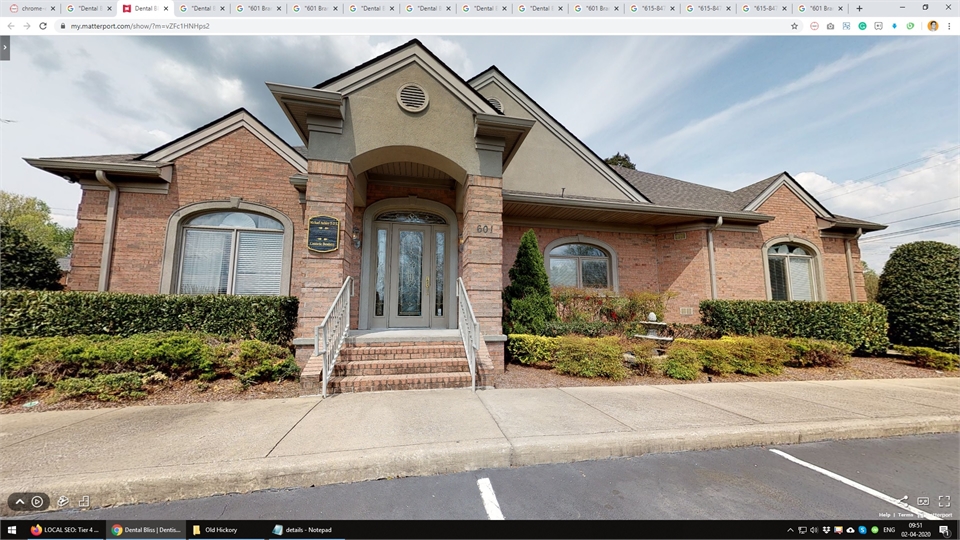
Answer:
1, 377, 958, 514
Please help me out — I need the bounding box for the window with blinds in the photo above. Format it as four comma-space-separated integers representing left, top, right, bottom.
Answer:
178, 211, 284, 296
767, 243, 817, 301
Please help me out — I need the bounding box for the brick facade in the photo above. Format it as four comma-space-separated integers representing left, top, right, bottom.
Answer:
67, 123, 866, 371
68, 128, 302, 295
497, 184, 867, 325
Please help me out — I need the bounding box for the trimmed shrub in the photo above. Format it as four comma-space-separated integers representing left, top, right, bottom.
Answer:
893, 345, 960, 371
1, 290, 299, 345
503, 230, 557, 335
0, 332, 300, 405
876, 241, 960, 353
722, 336, 789, 376
786, 338, 853, 368
1, 375, 36, 404
54, 372, 146, 402
221, 339, 301, 386
553, 336, 629, 380
506, 334, 559, 365
699, 299, 888, 354
1, 332, 216, 383
506, 334, 627, 379
662, 343, 702, 380
0, 222, 64, 291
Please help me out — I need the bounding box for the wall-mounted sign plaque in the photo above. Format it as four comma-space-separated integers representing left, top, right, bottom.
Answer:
307, 215, 340, 253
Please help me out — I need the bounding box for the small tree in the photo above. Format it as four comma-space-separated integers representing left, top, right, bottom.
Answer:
605, 152, 636, 170
503, 230, 556, 334
861, 260, 879, 302
876, 241, 959, 353
1, 222, 64, 291
0, 191, 74, 257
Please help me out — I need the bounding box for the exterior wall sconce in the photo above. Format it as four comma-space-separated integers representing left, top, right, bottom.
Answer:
352, 226, 361, 248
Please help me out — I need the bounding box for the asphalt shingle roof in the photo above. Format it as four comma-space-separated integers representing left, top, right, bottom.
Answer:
613, 166, 750, 212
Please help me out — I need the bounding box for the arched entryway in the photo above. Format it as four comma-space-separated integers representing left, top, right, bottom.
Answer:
359, 197, 458, 330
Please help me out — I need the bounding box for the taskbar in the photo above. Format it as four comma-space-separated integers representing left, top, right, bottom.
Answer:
0, 520, 958, 540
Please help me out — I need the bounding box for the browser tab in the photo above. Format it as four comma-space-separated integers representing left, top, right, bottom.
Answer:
58, 2, 116, 15
176, 2, 231, 15
402, 2, 457, 14
458, 2, 509, 14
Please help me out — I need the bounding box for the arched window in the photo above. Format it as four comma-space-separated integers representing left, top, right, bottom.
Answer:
766, 243, 819, 301
547, 243, 612, 289
178, 211, 284, 295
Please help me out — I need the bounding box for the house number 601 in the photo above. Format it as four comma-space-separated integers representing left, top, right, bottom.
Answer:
476, 224, 491, 233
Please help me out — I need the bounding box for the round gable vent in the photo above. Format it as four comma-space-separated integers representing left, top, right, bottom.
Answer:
487, 97, 504, 113
397, 83, 428, 112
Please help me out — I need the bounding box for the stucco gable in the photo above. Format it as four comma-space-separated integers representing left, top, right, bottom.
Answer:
469, 67, 648, 203
315, 39, 500, 117
139, 108, 307, 173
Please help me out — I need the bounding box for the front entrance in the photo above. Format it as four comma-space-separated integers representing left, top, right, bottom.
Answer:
366, 209, 453, 329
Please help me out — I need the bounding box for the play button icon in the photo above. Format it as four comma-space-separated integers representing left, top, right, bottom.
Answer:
6, 492, 49, 511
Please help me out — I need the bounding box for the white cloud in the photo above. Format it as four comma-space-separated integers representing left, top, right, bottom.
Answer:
795, 146, 960, 270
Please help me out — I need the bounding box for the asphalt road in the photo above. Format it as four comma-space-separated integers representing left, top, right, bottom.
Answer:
20, 433, 959, 520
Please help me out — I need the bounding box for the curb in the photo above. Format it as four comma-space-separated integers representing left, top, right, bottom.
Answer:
4, 414, 958, 515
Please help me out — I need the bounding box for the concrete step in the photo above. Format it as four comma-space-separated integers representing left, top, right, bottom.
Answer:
334, 358, 470, 376
327, 372, 475, 393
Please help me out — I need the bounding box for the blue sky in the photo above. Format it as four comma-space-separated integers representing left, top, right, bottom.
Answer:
1, 36, 957, 271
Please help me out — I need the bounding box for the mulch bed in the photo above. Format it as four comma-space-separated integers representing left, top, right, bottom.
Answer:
4, 357, 954, 414
1, 378, 302, 414
490, 356, 959, 389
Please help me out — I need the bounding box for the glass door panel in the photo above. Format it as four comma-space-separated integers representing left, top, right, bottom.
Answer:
389, 225, 431, 327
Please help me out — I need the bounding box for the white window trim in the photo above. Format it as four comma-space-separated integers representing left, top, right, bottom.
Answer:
160, 200, 294, 295
761, 235, 827, 301
542, 234, 619, 293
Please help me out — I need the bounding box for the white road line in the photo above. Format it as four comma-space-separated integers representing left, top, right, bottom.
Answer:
769, 448, 943, 520
477, 477, 505, 520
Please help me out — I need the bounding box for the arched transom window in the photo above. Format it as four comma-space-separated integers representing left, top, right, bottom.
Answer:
548, 243, 611, 289
179, 211, 283, 295
767, 243, 818, 301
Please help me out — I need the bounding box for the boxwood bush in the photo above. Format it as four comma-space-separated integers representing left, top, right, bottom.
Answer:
0, 291, 299, 345
699, 300, 887, 354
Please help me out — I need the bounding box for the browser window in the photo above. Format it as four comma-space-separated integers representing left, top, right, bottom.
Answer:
0, 0, 958, 535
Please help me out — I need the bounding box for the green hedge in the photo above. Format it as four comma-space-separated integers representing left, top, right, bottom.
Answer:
699, 300, 888, 354
0, 291, 299, 345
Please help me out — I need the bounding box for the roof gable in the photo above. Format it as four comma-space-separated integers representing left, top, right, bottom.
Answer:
316, 39, 500, 117
469, 67, 648, 203
138, 108, 307, 173
741, 172, 833, 219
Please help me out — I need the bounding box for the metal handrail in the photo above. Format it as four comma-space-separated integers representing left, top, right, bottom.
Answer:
456, 277, 479, 392
315, 276, 353, 398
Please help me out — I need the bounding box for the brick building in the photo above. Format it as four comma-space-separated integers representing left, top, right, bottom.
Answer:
26, 40, 884, 392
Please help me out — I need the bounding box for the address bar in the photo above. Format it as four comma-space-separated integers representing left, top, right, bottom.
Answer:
54, 16, 805, 34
